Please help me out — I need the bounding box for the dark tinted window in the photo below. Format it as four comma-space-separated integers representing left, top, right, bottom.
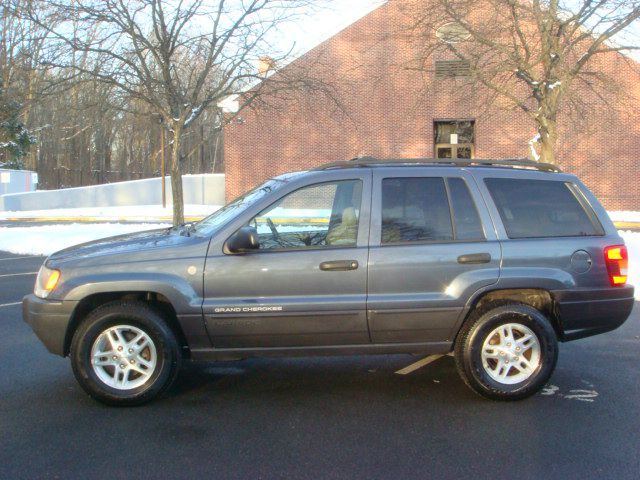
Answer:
485, 178, 603, 238
381, 177, 453, 243
447, 178, 485, 240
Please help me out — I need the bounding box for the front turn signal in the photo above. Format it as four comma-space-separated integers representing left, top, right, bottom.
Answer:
34, 266, 61, 298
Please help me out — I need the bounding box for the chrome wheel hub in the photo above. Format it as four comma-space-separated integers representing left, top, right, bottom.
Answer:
481, 323, 541, 385
90, 325, 157, 390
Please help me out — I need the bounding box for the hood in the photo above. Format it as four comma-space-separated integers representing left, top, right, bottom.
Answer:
47, 227, 196, 266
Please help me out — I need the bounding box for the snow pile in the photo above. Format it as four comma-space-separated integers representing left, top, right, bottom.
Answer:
0, 223, 169, 256
608, 211, 640, 223
620, 230, 640, 299
0, 204, 218, 221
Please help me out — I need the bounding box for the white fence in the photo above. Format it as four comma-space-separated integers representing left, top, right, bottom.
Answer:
0, 169, 38, 196
0, 174, 224, 211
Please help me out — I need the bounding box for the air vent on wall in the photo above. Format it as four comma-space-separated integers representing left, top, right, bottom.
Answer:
435, 60, 471, 78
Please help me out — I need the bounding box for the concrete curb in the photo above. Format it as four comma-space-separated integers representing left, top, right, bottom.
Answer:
615, 222, 640, 230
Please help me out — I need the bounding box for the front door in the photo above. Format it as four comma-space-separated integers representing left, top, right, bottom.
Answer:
367, 168, 501, 344
203, 174, 371, 348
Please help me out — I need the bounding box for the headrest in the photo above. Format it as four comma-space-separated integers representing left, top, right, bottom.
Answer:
342, 207, 357, 226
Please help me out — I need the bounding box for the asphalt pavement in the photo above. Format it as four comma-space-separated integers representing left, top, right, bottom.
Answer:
1, 250, 639, 479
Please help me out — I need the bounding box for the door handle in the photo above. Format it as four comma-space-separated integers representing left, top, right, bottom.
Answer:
320, 260, 359, 271
457, 253, 492, 264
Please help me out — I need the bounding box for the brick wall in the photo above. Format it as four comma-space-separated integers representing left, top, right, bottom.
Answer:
224, 1, 640, 211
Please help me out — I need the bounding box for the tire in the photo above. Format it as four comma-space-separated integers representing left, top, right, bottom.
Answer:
70, 301, 181, 406
454, 303, 558, 401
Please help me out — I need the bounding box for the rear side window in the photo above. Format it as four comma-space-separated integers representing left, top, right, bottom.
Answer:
485, 178, 604, 238
382, 178, 453, 243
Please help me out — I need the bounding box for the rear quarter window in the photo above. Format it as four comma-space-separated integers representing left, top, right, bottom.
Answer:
485, 178, 604, 238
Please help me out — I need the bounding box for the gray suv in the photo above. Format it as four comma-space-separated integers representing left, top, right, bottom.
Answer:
23, 158, 635, 405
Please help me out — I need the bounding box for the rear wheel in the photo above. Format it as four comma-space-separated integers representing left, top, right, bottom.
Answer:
454, 303, 558, 400
70, 301, 181, 406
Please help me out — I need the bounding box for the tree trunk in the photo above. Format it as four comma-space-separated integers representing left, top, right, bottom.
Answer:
538, 120, 557, 164
531, 93, 560, 165
23, 70, 38, 171
532, 116, 558, 165
170, 123, 185, 226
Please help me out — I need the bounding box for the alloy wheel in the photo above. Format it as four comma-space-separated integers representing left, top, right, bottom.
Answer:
90, 325, 158, 390
480, 323, 541, 385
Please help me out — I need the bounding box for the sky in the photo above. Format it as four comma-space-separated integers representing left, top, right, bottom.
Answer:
274, 0, 639, 61
274, 0, 386, 58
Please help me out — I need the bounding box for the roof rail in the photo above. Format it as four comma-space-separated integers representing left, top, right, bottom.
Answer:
314, 157, 562, 173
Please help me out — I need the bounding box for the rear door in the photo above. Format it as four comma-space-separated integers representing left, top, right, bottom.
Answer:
367, 167, 501, 344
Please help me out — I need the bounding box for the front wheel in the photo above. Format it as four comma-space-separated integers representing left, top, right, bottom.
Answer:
454, 304, 558, 401
70, 301, 181, 406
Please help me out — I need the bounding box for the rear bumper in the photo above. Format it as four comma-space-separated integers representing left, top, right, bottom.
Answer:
22, 294, 77, 356
552, 285, 635, 341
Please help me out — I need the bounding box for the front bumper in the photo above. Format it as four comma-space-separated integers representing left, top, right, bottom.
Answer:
553, 285, 635, 341
22, 294, 77, 356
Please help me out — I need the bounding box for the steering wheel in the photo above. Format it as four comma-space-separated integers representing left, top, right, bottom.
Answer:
266, 217, 280, 241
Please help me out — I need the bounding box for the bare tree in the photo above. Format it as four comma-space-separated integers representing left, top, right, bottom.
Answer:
1, 0, 58, 167
405, 0, 640, 164
30, 0, 325, 224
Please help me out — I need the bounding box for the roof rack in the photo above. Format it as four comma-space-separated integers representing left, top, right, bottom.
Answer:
314, 157, 562, 173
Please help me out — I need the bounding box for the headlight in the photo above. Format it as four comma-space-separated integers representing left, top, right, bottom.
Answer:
34, 265, 61, 299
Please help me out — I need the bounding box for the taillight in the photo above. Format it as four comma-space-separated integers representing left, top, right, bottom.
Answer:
604, 245, 628, 287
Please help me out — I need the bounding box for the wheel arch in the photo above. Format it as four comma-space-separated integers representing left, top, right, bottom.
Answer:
63, 291, 190, 358
456, 288, 562, 342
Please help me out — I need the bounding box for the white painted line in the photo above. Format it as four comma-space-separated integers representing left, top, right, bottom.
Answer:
395, 354, 445, 375
0, 272, 38, 278
0, 302, 22, 308
0, 256, 40, 262
565, 389, 598, 402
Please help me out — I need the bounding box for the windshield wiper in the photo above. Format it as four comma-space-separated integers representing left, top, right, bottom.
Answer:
165, 222, 195, 236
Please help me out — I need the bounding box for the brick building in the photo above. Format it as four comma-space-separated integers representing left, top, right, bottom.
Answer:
224, 1, 640, 210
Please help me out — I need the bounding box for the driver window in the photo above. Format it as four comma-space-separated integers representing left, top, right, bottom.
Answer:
249, 180, 362, 250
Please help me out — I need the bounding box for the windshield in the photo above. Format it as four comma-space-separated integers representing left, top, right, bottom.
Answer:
190, 173, 302, 235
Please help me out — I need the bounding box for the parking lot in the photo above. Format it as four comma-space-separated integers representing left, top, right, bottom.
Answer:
1, 249, 639, 479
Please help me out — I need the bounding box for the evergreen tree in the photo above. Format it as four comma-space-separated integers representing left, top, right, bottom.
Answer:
0, 78, 34, 170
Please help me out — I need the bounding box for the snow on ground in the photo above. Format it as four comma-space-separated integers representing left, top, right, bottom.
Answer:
1, 207, 637, 222
0, 223, 169, 256
608, 211, 640, 223
622, 231, 640, 299
0, 204, 219, 221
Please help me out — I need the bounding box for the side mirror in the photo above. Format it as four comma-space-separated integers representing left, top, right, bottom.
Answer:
225, 226, 260, 254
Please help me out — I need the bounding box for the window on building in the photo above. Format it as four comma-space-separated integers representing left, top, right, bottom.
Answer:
485, 178, 604, 238
434, 120, 475, 159
249, 180, 362, 250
